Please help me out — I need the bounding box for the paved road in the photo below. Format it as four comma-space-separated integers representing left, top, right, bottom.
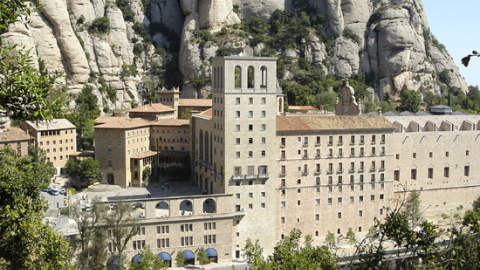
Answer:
40, 189, 67, 210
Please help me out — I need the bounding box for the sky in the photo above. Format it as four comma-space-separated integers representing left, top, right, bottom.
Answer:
423, 0, 480, 87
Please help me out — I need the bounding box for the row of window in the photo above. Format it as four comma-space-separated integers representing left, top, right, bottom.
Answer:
40, 130, 73, 136
40, 138, 74, 146
232, 66, 268, 89
234, 97, 267, 105
235, 123, 267, 132
280, 135, 385, 147
152, 129, 187, 134
235, 192, 266, 199
282, 147, 386, 159
46, 146, 74, 153
235, 137, 266, 145
396, 166, 470, 180
233, 165, 268, 177
235, 110, 267, 118
235, 150, 266, 159
408, 150, 470, 159
98, 129, 149, 138
46, 155, 69, 162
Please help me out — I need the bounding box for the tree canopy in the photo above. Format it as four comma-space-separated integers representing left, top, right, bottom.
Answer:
399, 89, 421, 112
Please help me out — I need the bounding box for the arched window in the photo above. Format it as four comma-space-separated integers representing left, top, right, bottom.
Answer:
247, 66, 254, 88
179, 200, 193, 215
235, 66, 241, 88
261, 66, 267, 87
203, 198, 216, 213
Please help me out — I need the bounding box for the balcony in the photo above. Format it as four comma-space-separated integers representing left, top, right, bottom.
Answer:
370, 167, 376, 172
258, 174, 269, 180
280, 157, 286, 161
359, 141, 364, 145
232, 175, 244, 181
315, 142, 321, 147
359, 153, 364, 157
315, 155, 321, 159
379, 167, 385, 172
349, 168, 355, 173
328, 155, 333, 159
303, 143, 309, 147
380, 152, 385, 156
337, 169, 344, 173
302, 155, 308, 159
314, 169, 322, 175
246, 174, 257, 180
358, 167, 365, 172
381, 140, 385, 144
279, 172, 286, 177
280, 144, 286, 148
327, 170, 333, 174
371, 141, 376, 145
302, 170, 309, 176
337, 142, 343, 146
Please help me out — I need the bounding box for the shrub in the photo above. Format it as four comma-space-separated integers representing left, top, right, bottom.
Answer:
217, 46, 229, 57
133, 43, 144, 56
76, 15, 85, 24
89, 16, 110, 34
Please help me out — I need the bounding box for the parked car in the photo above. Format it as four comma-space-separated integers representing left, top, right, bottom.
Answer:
49, 189, 59, 196
60, 188, 66, 195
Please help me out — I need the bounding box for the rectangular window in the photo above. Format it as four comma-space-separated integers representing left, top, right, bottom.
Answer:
411, 169, 417, 180
236, 125, 240, 132
428, 168, 433, 179
261, 111, 266, 118
236, 97, 240, 104
394, 170, 400, 181
465, 166, 470, 176
444, 167, 450, 178
248, 111, 253, 118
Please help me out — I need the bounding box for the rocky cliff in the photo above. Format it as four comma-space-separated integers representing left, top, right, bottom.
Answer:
2, 0, 467, 111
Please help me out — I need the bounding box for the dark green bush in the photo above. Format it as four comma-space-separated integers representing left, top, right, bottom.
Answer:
133, 43, 144, 56
89, 16, 110, 34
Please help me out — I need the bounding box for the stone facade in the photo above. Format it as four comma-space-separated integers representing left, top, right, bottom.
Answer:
106, 194, 236, 266
21, 119, 77, 175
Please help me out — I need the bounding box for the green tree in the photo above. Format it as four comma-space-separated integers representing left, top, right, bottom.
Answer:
324, 230, 336, 249
105, 201, 140, 268
399, 89, 421, 112
180, 107, 193, 119
346, 227, 356, 245
130, 246, 167, 270
68, 199, 109, 270
65, 157, 101, 190
0, 147, 71, 269
175, 251, 185, 268
197, 247, 209, 265
89, 16, 110, 33
402, 189, 423, 227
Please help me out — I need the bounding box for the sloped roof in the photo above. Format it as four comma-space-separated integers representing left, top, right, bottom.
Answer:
277, 115, 394, 132
127, 103, 175, 113
94, 118, 151, 129
0, 127, 31, 142
197, 108, 213, 118
25, 119, 75, 131
131, 150, 157, 159
179, 99, 212, 107
382, 111, 399, 116
151, 119, 190, 127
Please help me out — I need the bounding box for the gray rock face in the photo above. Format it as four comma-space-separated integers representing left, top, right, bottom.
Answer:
3, 0, 468, 112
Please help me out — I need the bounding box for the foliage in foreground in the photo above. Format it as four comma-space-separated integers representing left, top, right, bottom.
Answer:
65, 157, 101, 190
0, 147, 72, 269
243, 229, 336, 270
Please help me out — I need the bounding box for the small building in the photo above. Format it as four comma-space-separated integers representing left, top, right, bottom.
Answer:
21, 119, 77, 175
0, 127, 32, 156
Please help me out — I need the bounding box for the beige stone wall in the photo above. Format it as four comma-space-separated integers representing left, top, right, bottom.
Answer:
95, 126, 150, 188
106, 194, 234, 267
275, 131, 395, 244
0, 140, 29, 156
150, 125, 190, 152
387, 114, 480, 220
36, 128, 76, 173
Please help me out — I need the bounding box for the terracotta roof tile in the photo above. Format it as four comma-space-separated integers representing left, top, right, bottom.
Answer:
178, 99, 212, 107
277, 115, 395, 132
151, 119, 190, 126
94, 118, 151, 129
289, 105, 319, 111
127, 103, 175, 113
0, 127, 31, 142
197, 108, 212, 118
131, 150, 157, 159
